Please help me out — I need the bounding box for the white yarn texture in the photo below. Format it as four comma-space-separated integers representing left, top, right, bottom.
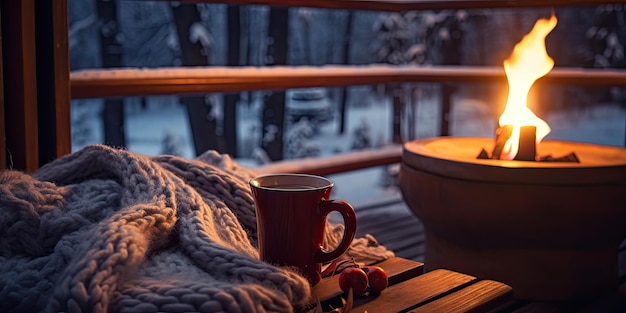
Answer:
0, 144, 393, 312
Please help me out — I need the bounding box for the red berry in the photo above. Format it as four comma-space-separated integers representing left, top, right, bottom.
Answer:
364, 266, 388, 293
338, 267, 369, 296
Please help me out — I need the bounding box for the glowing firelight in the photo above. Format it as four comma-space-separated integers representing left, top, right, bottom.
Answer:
499, 13, 557, 160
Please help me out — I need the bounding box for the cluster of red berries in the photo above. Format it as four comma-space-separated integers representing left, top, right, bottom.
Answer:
338, 266, 388, 296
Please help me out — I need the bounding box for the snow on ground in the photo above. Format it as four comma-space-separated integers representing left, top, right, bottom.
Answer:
545, 103, 626, 147
125, 106, 195, 158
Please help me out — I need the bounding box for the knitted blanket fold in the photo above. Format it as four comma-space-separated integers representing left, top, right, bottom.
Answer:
0, 144, 393, 313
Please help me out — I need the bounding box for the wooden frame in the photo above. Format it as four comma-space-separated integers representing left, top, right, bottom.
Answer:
35, 0, 71, 167
0, 0, 70, 171
0, 9, 5, 170
1, 0, 40, 172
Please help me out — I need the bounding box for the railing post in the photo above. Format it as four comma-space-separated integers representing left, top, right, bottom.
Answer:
392, 88, 403, 144
439, 84, 454, 136
0, 9, 4, 170
35, 0, 71, 166
1, 0, 39, 171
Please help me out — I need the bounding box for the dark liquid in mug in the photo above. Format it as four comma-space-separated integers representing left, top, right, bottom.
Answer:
269, 184, 316, 190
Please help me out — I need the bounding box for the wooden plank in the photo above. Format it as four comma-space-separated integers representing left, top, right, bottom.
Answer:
255, 145, 402, 176
353, 269, 476, 312
377, 239, 424, 262
384, 237, 425, 262
51, 0, 71, 162
356, 211, 411, 230
373, 222, 423, 242
354, 209, 426, 261
0, 0, 39, 172
353, 197, 406, 215
69, 66, 626, 99
167, 0, 626, 12
408, 280, 513, 313
311, 257, 423, 308
384, 231, 424, 251
35, 0, 71, 166
346, 199, 425, 261
364, 218, 423, 245
394, 248, 424, 263
0, 8, 5, 170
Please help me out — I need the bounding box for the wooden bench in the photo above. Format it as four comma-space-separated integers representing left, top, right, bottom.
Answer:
312, 257, 513, 313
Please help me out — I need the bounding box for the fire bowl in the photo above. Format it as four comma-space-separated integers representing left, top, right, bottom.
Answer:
398, 136, 626, 300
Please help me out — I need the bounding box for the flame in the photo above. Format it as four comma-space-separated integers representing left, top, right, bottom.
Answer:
499, 13, 557, 160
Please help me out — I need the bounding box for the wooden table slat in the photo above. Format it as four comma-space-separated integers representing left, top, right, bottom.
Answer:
312, 257, 424, 307
352, 269, 476, 312
408, 279, 513, 313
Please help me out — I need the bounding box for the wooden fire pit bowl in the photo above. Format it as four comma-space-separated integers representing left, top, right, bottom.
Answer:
398, 137, 626, 300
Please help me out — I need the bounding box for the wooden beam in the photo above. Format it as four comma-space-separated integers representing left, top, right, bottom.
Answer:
171, 0, 626, 11
0, 12, 4, 170
254, 145, 402, 176
52, 0, 71, 163
1, 0, 39, 172
35, 0, 71, 167
70, 65, 626, 99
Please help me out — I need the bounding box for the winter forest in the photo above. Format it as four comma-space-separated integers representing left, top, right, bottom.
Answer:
69, 1, 626, 167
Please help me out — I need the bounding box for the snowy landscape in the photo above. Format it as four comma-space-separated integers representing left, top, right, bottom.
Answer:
70, 88, 626, 208
68, 2, 626, 208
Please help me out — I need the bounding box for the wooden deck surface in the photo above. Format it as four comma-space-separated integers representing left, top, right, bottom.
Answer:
352, 196, 626, 312
354, 198, 425, 262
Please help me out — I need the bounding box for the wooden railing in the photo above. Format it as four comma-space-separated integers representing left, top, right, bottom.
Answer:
2, 0, 626, 173
70, 66, 626, 99
68, 64, 626, 174
254, 145, 403, 176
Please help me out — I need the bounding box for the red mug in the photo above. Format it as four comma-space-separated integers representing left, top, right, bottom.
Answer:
250, 173, 357, 285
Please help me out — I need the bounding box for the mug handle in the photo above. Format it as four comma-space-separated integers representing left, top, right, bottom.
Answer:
314, 200, 357, 264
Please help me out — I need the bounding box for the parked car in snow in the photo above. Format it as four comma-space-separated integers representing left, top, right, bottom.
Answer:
286, 88, 333, 128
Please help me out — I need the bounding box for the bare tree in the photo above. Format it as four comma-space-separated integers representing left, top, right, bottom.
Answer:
374, 10, 466, 140
170, 3, 219, 156
338, 11, 354, 134
261, 7, 289, 161
97, 0, 125, 147
223, 5, 241, 157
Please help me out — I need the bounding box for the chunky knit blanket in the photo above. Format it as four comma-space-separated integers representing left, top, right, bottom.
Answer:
0, 144, 393, 312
